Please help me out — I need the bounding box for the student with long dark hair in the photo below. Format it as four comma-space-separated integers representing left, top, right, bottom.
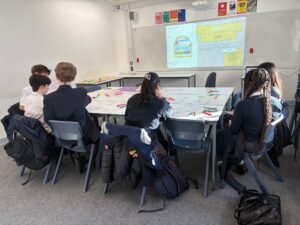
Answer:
219, 69, 272, 193
258, 62, 291, 167
125, 72, 173, 150
258, 62, 284, 119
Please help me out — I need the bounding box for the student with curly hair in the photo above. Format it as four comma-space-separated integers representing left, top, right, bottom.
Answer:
218, 68, 272, 194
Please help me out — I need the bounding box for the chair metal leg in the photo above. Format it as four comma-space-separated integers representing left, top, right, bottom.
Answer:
244, 153, 269, 194
103, 183, 109, 195
52, 148, 65, 185
289, 109, 296, 133
263, 151, 283, 182
83, 144, 95, 192
139, 186, 148, 207
43, 161, 54, 184
67, 150, 75, 166
203, 146, 211, 198
20, 165, 26, 177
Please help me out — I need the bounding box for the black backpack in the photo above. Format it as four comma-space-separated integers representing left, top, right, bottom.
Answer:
154, 156, 189, 199
4, 131, 49, 171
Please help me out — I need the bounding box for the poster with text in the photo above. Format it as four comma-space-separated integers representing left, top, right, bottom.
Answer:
228, 0, 237, 15
218, 2, 228, 16
155, 12, 163, 24
163, 11, 170, 23
247, 0, 257, 13
237, 0, 247, 14
170, 10, 178, 22
178, 9, 186, 22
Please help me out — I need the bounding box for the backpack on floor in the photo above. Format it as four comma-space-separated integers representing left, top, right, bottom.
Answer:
154, 156, 189, 199
234, 189, 282, 225
4, 131, 49, 170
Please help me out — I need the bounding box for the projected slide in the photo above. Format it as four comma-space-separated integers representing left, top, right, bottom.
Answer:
166, 17, 246, 68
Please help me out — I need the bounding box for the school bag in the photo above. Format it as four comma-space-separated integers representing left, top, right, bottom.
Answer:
4, 131, 49, 171
234, 189, 282, 225
153, 155, 189, 199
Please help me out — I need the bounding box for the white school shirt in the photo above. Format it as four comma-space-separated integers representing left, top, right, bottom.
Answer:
20, 79, 76, 106
23, 92, 52, 133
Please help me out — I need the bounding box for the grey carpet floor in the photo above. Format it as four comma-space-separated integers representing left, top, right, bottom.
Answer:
0, 143, 299, 225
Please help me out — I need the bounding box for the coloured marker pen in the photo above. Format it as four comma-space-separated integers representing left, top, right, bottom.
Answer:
202, 111, 212, 116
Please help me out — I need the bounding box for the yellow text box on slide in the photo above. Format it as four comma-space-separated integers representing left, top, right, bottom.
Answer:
196, 22, 243, 42
224, 48, 243, 66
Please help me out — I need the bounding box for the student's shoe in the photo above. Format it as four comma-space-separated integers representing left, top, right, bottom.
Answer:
234, 164, 248, 175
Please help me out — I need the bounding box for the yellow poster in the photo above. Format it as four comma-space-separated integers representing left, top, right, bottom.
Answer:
237, 0, 247, 14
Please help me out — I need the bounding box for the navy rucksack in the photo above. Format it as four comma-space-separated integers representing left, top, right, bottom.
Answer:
154, 156, 189, 199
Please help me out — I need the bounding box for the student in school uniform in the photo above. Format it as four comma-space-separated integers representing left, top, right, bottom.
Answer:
23, 74, 52, 133
20, 64, 76, 111
258, 62, 291, 167
218, 68, 272, 193
258, 62, 285, 119
125, 72, 174, 150
43, 62, 99, 145
20, 64, 51, 111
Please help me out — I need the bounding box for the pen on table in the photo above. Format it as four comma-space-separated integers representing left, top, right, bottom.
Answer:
186, 111, 195, 116
202, 111, 212, 116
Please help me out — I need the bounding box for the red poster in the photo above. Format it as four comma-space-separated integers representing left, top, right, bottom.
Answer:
155, 12, 163, 24
169, 10, 178, 22
218, 2, 228, 16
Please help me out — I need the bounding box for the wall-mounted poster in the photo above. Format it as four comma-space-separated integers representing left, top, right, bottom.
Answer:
163, 11, 170, 23
155, 12, 163, 24
218, 2, 228, 16
170, 10, 178, 22
237, 0, 247, 14
228, 0, 237, 15
178, 9, 186, 22
247, 0, 257, 13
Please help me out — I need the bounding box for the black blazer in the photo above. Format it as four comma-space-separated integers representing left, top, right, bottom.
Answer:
43, 85, 99, 143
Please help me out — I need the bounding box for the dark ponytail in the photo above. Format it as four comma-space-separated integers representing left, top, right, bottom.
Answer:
140, 72, 160, 106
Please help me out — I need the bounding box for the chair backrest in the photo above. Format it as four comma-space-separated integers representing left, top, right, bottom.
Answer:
48, 120, 85, 152
165, 118, 206, 150
205, 72, 216, 87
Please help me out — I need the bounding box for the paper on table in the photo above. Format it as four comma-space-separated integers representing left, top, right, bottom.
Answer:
105, 89, 123, 97
118, 86, 138, 92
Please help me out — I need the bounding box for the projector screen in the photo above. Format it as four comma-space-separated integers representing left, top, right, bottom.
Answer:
166, 17, 246, 68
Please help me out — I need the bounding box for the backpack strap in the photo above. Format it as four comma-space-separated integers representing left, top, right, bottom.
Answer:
21, 169, 32, 185
137, 198, 166, 213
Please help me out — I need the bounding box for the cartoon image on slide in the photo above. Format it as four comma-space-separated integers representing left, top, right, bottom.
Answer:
173, 36, 192, 58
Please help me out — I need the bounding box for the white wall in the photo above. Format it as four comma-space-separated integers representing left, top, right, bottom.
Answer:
114, 0, 300, 100
0, 0, 119, 139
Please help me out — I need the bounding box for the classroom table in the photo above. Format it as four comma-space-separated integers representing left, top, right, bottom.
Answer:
118, 73, 197, 87
77, 76, 124, 88
86, 87, 234, 188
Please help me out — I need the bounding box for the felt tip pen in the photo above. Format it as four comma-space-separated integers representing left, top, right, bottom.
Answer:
202, 111, 212, 116
186, 112, 195, 116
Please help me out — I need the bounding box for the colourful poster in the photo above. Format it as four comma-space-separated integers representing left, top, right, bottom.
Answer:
178, 9, 186, 22
228, 0, 237, 15
218, 2, 228, 17
163, 11, 170, 23
170, 10, 178, 22
247, 0, 257, 13
237, 0, 247, 14
155, 12, 163, 24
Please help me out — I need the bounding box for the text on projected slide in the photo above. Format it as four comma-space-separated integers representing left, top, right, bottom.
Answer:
166, 17, 246, 68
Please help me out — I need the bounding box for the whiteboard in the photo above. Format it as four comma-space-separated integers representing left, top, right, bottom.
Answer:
133, 9, 300, 71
